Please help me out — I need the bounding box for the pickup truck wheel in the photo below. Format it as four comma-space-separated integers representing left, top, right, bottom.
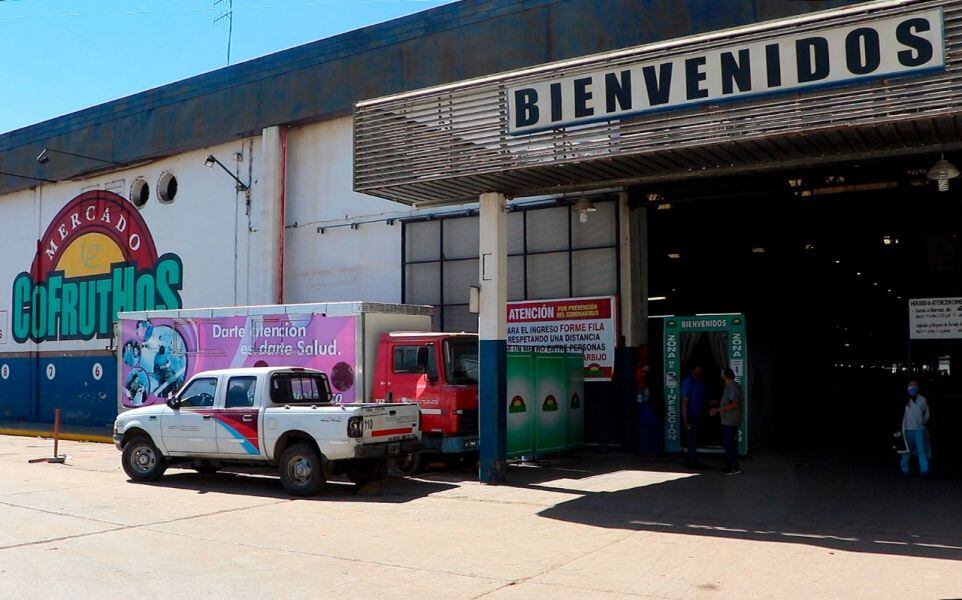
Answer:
345, 459, 388, 487
122, 436, 167, 482
279, 444, 325, 496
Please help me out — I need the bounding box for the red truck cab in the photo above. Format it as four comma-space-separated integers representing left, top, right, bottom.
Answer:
372, 333, 479, 455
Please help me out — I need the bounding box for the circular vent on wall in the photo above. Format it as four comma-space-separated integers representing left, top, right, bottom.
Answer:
130, 178, 149, 208
157, 172, 178, 204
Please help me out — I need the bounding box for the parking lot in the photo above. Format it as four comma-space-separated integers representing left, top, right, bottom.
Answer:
2, 434, 961, 599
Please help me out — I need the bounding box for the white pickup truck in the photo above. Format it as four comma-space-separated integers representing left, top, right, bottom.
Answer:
113, 366, 421, 495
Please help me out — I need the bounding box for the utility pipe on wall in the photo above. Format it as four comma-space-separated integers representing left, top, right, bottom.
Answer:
257, 126, 286, 305
278, 126, 287, 304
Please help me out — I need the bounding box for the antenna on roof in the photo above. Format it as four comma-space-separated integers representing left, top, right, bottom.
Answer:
213, 0, 234, 65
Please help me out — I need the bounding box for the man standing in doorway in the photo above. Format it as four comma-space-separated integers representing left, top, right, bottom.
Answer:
711, 368, 743, 475
681, 364, 709, 469
901, 380, 931, 478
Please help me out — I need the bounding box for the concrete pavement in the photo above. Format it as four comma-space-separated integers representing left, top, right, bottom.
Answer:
1, 435, 960, 599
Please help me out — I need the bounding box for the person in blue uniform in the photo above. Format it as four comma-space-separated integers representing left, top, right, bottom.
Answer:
681, 364, 709, 469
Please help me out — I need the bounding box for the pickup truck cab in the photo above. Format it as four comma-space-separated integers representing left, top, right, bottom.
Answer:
113, 366, 421, 495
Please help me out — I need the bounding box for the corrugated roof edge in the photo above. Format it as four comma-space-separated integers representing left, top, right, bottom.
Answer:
0, 0, 867, 197
0, 0, 557, 150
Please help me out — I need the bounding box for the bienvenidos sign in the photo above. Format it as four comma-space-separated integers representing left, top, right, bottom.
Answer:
508, 8, 945, 134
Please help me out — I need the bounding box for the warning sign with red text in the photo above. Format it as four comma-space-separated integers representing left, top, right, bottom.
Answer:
507, 296, 617, 381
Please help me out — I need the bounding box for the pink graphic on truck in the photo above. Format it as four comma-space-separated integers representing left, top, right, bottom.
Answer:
120, 314, 357, 408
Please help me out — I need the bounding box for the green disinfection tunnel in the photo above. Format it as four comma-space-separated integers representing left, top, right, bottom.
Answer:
663, 314, 749, 456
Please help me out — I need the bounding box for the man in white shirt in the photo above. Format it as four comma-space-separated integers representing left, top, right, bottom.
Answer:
901, 380, 930, 477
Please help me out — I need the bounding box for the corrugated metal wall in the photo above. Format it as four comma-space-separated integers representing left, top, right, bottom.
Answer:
403, 199, 618, 332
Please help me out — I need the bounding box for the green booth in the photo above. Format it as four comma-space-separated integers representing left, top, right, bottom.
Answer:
506, 351, 584, 459
663, 314, 749, 456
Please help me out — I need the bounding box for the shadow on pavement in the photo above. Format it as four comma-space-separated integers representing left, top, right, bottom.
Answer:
138, 468, 457, 503
508, 451, 962, 561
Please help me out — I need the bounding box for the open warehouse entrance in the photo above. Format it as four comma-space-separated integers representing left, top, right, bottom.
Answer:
354, 0, 962, 479
644, 153, 962, 463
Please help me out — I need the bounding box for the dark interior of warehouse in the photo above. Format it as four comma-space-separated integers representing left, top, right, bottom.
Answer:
643, 152, 962, 464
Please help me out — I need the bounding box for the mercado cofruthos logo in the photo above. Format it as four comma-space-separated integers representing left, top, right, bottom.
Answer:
11, 190, 183, 343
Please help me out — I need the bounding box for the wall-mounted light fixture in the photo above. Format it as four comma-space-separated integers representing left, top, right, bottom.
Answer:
468, 286, 480, 314
573, 195, 596, 224
37, 147, 121, 167
203, 154, 249, 191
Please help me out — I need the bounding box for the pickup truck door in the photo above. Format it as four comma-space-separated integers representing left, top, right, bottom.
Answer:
160, 377, 219, 454
214, 375, 261, 456
387, 343, 441, 424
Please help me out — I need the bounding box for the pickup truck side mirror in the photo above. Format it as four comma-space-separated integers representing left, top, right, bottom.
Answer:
166, 395, 181, 409
427, 373, 439, 384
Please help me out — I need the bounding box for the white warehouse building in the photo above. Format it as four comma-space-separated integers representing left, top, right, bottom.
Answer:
3, 0, 962, 460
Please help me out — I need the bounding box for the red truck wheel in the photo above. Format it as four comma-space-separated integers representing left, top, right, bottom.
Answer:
387, 453, 420, 477
345, 458, 388, 487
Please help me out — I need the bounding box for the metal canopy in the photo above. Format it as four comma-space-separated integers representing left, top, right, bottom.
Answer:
354, 0, 962, 206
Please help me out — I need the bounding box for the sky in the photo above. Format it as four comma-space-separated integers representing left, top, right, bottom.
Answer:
0, 0, 457, 134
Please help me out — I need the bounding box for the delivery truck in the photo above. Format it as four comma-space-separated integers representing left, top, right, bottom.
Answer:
116, 302, 479, 464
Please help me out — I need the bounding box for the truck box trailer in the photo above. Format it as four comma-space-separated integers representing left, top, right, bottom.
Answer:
117, 302, 433, 410
117, 302, 480, 457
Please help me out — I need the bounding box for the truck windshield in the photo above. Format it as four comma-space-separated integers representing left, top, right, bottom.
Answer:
444, 337, 478, 385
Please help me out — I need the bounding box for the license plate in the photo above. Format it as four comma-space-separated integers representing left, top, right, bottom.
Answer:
387, 443, 400, 455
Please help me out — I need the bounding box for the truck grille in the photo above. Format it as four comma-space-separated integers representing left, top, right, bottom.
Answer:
457, 409, 478, 436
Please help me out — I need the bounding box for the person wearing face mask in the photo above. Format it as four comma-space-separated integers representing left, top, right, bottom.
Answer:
901, 380, 930, 478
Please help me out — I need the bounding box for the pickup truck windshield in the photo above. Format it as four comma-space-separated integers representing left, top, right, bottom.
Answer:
270, 372, 332, 404
444, 338, 478, 385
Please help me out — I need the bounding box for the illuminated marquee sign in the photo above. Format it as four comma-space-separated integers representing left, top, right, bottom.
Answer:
11, 190, 183, 343
509, 9, 945, 134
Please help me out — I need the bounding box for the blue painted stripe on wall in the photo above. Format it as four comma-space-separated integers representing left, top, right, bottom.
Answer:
0, 355, 116, 427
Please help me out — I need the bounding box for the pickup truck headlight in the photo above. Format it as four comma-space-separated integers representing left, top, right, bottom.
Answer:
347, 416, 363, 438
